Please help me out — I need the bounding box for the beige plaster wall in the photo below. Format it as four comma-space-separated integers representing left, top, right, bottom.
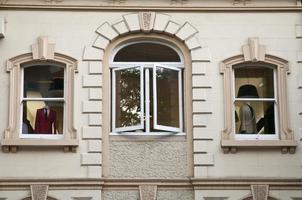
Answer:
0, 10, 301, 181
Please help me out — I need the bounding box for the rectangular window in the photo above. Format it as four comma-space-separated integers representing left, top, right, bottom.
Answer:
21, 65, 65, 139
233, 66, 277, 140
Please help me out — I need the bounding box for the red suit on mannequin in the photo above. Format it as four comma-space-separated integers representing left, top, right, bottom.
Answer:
35, 107, 57, 134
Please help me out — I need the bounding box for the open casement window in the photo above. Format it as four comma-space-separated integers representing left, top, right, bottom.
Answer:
111, 42, 184, 135
153, 65, 183, 132
2, 51, 78, 152
112, 66, 144, 132
220, 55, 297, 154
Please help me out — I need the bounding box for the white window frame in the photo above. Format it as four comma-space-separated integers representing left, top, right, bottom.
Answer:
232, 65, 279, 140
110, 41, 184, 135
19, 63, 66, 139
111, 65, 144, 133
111, 63, 184, 135
153, 64, 183, 133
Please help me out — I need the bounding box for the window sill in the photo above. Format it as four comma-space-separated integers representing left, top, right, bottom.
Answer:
1, 139, 78, 153
221, 139, 297, 154
110, 132, 186, 141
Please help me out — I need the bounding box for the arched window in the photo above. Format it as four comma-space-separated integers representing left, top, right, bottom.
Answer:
110, 41, 184, 134
1, 37, 78, 152
220, 38, 296, 153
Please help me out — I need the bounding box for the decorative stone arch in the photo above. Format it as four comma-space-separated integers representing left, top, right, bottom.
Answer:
83, 12, 211, 61
81, 11, 212, 177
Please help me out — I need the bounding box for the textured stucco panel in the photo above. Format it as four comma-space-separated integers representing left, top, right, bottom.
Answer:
157, 190, 194, 200
109, 141, 187, 178
102, 190, 139, 200
102, 190, 193, 200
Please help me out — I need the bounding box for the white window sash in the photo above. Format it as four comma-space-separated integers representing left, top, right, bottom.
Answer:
153, 64, 183, 132
20, 66, 67, 137
232, 68, 279, 139
112, 66, 144, 132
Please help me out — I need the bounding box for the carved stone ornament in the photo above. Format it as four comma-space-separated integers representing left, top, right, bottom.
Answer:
251, 185, 269, 200
139, 12, 155, 32
32, 36, 55, 60
139, 184, 157, 200
242, 37, 266, 62
31, 184, 49, 200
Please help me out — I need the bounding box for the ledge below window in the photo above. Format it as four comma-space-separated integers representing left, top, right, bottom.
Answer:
1, 139, 78, 153
221, 140, 297, 154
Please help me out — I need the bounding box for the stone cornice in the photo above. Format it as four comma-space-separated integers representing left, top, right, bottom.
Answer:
1, 178, 302, 190
0, 0, 302, 11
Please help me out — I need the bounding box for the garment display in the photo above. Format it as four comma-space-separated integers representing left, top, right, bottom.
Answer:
34, 107, 57, 134
237, 84, 259, 134
239, 104, 257, 134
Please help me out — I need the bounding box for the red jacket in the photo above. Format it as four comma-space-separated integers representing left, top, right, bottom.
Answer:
34, 108, 57, 134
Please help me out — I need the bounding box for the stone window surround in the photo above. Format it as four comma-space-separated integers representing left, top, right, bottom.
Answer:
1, 37, 78, 153
101, 33, 193, 175
220, 38, 297, 154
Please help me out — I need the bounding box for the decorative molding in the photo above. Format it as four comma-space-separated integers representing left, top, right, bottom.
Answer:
1, 1, 302, 11
251, 185, 269, 200
32, 36, 55, 60
2, 36, 78, 152
139, 185, 157, 200
220, 50, 296, 153
242, 37, 265, 62
31, 185, 49, 200
1, 178, 302, 190
139, 12, 155, 32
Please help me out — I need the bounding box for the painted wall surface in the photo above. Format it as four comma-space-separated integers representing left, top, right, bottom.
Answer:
0, 9, 301, 200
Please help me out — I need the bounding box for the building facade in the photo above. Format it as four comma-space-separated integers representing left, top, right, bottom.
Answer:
0, 0, 302, 199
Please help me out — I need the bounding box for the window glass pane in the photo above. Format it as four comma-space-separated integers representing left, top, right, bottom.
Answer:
156, 66, 180, 128
24, 65, 64, 98
22, 101, 64, 134
114, 43, 181, 62
235, 66, 274, 98
235, 101, 275, 134
115, 67, 141, 128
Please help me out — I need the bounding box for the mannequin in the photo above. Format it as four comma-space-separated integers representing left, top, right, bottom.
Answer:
237, 84, 258, 134
35, 105, 57, 134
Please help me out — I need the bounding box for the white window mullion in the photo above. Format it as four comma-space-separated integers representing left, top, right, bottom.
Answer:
178, 70, 183, 131
111, 69, 117, 132
153, 65, 157, 131
145, 68, 150, 133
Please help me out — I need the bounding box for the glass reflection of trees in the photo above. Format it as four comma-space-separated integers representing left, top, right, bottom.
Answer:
115, 68, 141, 128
